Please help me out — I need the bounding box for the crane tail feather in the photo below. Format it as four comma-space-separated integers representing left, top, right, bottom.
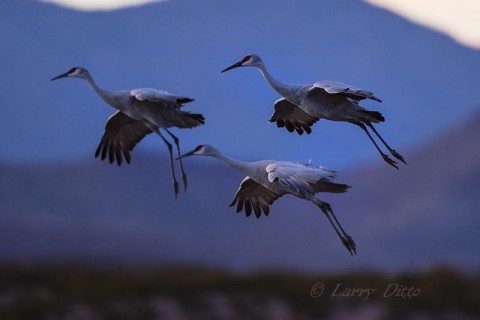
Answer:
359, 110, 384, 123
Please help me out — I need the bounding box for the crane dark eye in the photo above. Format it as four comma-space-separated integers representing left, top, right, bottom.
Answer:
194, 144, 204, 152
241, 55, 251, 63
68, 67, 78, 74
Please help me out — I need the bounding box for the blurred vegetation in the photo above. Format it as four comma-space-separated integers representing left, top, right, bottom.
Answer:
0, 263, 478, 319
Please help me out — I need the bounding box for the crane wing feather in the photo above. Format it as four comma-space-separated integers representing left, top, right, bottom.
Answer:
129, 91, 205, 129
266, 162, 348, 195
131, 88, 194, 108
310, 81, 382, 102
270, 98, 319, 135
95, 111, 152, 166
229, 177, 282, 218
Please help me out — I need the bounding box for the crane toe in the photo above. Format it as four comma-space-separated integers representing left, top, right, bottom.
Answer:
173, 180, 180, 200
391, 150, 407, 164
383, 155, 399, 169
346, 236, 357, 255
342, 236, 357, 255
182, 174, 188, 192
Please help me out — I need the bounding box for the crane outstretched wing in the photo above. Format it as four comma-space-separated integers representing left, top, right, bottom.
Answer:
95, 111, 152, 166
269, 98, 319, 135
230, 177, 283, 218
310, 80, 382, 102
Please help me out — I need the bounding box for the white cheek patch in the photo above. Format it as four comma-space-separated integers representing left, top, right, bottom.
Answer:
71, 68, 82, 77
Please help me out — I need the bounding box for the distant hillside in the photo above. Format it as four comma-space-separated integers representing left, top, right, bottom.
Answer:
1, 113, 479, 272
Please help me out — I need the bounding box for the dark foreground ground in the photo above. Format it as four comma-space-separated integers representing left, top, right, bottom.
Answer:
0, 263, 478, 320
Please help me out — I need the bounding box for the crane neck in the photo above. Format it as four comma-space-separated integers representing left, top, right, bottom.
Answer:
256, 63, 295, 99
210, 149, 254, 176
82, 72, 118, 108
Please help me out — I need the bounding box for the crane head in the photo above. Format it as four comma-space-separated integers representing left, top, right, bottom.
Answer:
51, 67, 88, 81
177, 144, 218, 159
221, 54, 263, 73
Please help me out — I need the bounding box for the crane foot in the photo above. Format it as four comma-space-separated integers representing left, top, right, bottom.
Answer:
383, 155, 399, 169
182, 174, 188, 192
173, 180, 180, 200
343, 235, 357, 255
391, 150, 407, 164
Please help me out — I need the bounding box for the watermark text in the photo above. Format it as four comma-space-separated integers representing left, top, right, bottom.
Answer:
310, 282, 420, 300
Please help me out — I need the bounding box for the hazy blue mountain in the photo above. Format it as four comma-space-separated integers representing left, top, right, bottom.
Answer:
1, 113, 479, 273
1, 0, 480, 169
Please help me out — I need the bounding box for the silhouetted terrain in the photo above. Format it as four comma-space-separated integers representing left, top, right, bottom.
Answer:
0, 264, 478, 320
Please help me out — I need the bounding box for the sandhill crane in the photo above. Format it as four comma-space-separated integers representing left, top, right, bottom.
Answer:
178, 144, 356, 255
222, 54, 405, 169
51, 67, 205, 198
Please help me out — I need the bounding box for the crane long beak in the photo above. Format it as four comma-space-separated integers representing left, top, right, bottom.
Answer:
51, 72, 69, 81
221, 60, 244, 73
177, 149, 196, 160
